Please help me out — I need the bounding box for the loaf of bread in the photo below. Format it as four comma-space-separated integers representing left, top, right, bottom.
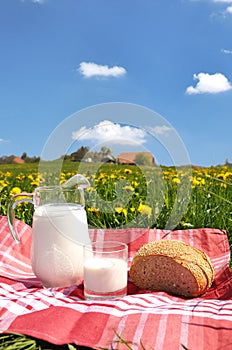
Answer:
129, 239, 214, 298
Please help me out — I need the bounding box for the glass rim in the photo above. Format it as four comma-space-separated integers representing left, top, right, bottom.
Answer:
35, 185, 78, 192
84, 240, 128, 253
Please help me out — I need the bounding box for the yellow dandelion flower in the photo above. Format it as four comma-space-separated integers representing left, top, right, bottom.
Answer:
217, 173, 226, 180
10, 187, 22, 197
97, 173, 105, 179
115, 207, 128, 216
220, 183, 227, 188
31, 179, 39, 187
200, 178, 205, 185
0, 180, 8, 188
138, 204, 152, 218
172, 177, 180, 184
192, 176, 205, 187
16, 174, 25, 180
123, 185, 135, 192
5, 172, 12, 177
86, 186, 95, 192
225, 171, 232, 178
87, 207, 100, 215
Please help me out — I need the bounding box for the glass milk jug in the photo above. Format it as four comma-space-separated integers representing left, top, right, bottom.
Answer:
7, 174, 91, 288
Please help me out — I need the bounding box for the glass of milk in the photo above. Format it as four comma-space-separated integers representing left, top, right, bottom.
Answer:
7, 176, 91, 289
84, 241, 128, 300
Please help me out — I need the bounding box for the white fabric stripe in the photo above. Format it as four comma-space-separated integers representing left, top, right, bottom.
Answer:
180, 314, 189, 350
0, 299, 49, 331
0, 278, 40, 286
0, 222, 32, 277
17, 221, 30, 238
0, 219, 8, 236
132, 312, 148, 347
155, 229, 161, 241
94, 229, 105, 243
112, 313, 127, 345
188, 229, 194, 246
147, 229, 153, 244
0, 231, 11, 248
154, 313, 168, 349
1, 264, 34, 278
3, 251, 32, 270
58, 292, 232, 320
177, 229, 183, 242
212, 254, 230, 263
2, 283, 232, 321
212, 255, 230, 269
2, 289, 232, 323
64, 303, 232, 321
0, 311, 29, 331
1, 282, 232, 307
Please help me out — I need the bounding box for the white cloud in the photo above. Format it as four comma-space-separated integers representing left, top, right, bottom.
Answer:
186, 72, 232, 94
21, 0, 45, 3
148, 125, 172, 135
72, 121, 146, 145
0, 138, 9, 144
221, 48, 232, 54
78, 62, 127, 78
212, 0, 232, 16
213, 0, 232, 3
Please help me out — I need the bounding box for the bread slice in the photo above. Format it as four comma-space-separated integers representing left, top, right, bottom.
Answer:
129, 239, 214, 298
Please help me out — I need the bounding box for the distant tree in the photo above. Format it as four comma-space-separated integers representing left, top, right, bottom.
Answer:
21, 152, 27, 160
225, 158, 232, 167
0, 155, 15, 164
64, 154, 71, 160
20, 152, 40, 163
71, 146, 90, 161
29, 156, 40, 163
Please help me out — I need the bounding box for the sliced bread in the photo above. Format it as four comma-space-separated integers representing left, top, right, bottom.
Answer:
129, 239, 214, 298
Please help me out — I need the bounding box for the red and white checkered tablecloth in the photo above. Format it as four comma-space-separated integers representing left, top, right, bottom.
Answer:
1, 215, 232, 350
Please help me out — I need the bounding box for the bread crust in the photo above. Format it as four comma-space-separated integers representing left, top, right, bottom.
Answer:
129, 240, 214, 297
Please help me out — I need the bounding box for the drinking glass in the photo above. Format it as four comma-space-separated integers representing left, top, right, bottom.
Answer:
84, 241, 128, 300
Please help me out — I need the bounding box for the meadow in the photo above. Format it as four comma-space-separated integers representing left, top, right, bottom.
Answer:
0, 161, 231, 242
0, 161, 232, 350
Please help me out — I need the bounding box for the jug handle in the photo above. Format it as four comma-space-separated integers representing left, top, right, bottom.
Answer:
7, 193, 34, 243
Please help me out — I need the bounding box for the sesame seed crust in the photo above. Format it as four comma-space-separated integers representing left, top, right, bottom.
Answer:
129, 239, 214, 298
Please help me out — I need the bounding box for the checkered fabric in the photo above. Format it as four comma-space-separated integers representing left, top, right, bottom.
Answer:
1, 215, 232, 350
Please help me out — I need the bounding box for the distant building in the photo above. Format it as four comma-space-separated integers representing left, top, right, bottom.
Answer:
117, 152, 156, 166
13, 156, 25, 164
101, 155, 116, 164
83, 157, 92, 163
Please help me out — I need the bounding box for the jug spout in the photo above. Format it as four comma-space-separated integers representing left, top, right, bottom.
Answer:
61, 174, 90, 189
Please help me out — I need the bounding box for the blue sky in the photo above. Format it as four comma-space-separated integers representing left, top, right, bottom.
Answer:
0, 0, 232, 166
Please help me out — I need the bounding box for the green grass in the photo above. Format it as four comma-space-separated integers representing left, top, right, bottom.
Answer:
0, 332, 189, 350
0, 333, 94, 350
1, 161, 231, 235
